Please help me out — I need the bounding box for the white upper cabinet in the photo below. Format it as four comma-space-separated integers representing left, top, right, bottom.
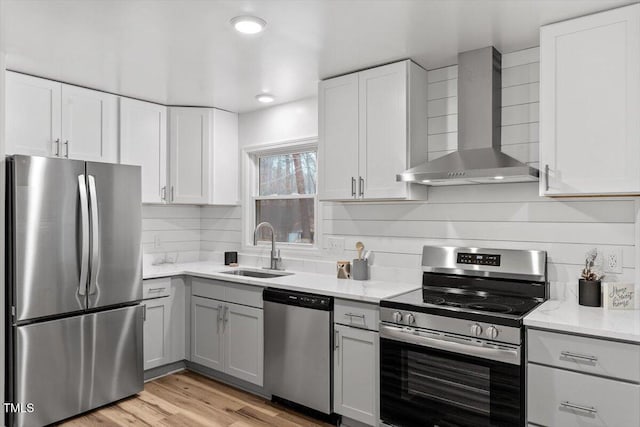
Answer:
120, 98, 168, 204
6, 72, 118, 163
6, 72, 61, 157
61, 84, 118, 162
210, 109, 239, 205
318, 60, 428, 201
168, 107, 211, 204
540, 4, 640, 196
318, 73, 360, 200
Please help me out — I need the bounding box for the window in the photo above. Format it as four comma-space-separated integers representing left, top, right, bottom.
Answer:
253, 150, 317, 245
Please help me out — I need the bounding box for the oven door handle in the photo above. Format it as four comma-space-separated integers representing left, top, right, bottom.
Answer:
380, 324, 521, 365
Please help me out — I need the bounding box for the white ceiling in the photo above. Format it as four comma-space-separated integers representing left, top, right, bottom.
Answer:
1, 0, 635, 113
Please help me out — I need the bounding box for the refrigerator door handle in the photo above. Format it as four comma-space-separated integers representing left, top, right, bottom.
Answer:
78, 175, 90, 296
88, 175, 100, 296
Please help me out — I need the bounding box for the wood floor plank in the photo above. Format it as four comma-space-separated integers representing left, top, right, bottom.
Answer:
59, 371, 333, 427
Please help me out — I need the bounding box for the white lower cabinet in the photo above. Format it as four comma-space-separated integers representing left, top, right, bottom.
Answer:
142, 278, 185, 371
527, 328, 640, 426
334, 313, 379, 426
191, 281, 264, 386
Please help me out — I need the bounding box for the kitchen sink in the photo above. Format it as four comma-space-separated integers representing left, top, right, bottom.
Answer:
220, 269, 293, 279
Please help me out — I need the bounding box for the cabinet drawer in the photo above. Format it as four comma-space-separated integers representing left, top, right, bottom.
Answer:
143, 278, 171, 299
335, 299, 379, 331
192, 278, 226, 301
527, 363, 640, 427
528, 329, 640, 382
225, 283, 262, 308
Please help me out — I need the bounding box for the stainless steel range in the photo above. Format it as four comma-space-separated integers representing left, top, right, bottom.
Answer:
379, 246, 547, 427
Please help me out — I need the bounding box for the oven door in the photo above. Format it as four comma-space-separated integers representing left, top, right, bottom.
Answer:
380, 324, 523, 427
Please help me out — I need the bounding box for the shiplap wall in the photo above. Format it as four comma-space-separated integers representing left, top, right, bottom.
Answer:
201, 205, 242, 253
141, 205, 241, 261
322, 47, 636, 284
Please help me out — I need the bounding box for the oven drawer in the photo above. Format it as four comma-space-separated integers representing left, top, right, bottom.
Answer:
143, 278, 171, 299
528, 328, 640, 382
335, 299, 379, 331
527, 363, 640, 427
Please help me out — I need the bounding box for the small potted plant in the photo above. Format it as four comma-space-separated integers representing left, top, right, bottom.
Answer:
579, 249, 604, 307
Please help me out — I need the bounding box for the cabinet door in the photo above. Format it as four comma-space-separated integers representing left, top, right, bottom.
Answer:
318, 73, 360, 200
61, 85, 118, 163
224, 302, 263, 386
120, 98, 168, 203
191, 296, 224, 371
358, 61, 408, 199
540, 4, 640, 196
169, 107, 211, 204
334, 324, 379, 425
143, 297, 170, 370
210, 109, 239, 205
5, 72, 61, 157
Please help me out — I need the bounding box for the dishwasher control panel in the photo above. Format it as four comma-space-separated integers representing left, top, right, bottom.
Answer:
263, 288, 333, 310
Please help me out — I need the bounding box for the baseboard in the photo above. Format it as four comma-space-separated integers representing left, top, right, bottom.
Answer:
143, 361, 186, 382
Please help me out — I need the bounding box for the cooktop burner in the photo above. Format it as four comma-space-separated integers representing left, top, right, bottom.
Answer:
465, 302, 513, 314
419, 288, 539, 317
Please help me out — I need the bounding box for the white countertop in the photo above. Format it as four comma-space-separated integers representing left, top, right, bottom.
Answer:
524, 297, 640, 343
144, 262, 419, 303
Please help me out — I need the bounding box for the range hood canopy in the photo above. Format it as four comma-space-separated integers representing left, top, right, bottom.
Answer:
398, 46, 539, 186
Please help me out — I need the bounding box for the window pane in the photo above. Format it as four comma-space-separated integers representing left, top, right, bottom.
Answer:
255, 199, 315, 244
259, 151, 317, 196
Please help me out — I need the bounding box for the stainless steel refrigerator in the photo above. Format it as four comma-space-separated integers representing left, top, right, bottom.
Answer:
6, 155, 144, 427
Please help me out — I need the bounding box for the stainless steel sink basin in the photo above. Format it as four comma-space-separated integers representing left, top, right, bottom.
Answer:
220, 269, 293, 279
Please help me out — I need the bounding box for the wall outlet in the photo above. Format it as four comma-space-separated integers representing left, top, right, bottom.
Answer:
154, 235, 163, 249
603, 247, 623, 274
327, 237, 345, 255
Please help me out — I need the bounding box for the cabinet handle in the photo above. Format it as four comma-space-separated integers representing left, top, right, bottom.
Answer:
143, 305, 146, 321
217, 304, 223, 332
560, 351, 598, 363
161, 186, 167, 201
148, 287, 166, 293
171, 186, 175, 202
53, 138, 60, 156
351, 177, 356, 197
224, 305, 229, 324
63, 140, 69, 158
544, 164, 549, 192
345, 312, 365, 320
334, 329, 339, 350
359, 176, 364, 198
560, 401, 597, 415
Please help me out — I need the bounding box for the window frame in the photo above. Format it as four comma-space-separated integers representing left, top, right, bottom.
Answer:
242, 138, 320, 253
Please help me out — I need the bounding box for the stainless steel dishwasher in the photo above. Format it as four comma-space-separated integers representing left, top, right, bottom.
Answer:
263, 288, 335, 417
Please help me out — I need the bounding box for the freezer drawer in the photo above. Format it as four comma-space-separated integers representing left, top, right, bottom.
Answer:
12, 305, 143, 427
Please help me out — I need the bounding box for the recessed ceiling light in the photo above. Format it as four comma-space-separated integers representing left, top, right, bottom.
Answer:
230, 15, 266, 34
256, 93, 275, 103
494, 176, 505, 180
422, 179, 431, 183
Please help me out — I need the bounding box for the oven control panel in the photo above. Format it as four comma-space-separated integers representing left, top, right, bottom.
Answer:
457, 252, 501, 266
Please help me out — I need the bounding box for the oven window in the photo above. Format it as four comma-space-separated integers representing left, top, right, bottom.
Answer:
381, 337, 522, 427
405, 350, 490, 415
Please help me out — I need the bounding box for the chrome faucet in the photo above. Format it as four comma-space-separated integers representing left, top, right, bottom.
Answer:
253, 222, 282, 270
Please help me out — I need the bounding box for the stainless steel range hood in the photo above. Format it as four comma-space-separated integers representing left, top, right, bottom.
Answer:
397, 47, 539, 186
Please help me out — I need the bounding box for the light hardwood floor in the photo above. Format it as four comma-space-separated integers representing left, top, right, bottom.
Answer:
59, 371, 333, 426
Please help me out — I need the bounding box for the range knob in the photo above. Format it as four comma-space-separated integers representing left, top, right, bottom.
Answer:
470, 323, 483, 337
405, 313, 416, 325
486, 326, 499, 340
392, 312, 403, 323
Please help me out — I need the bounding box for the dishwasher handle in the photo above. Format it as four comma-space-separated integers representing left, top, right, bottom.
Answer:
263, 288, 333, 310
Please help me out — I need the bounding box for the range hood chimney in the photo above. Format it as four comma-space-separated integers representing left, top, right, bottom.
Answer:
397, 46, 539, 185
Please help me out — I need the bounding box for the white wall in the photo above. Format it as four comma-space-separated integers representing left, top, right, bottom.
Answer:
234, 47, 636, 288
239, 97, 318, 147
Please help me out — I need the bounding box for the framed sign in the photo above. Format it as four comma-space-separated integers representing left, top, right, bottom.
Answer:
603, 282, 635, 310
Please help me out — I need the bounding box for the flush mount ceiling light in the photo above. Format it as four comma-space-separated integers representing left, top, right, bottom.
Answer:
494, 176, 505, 180
256, 93, 275, 103
230, 15, 267, 34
